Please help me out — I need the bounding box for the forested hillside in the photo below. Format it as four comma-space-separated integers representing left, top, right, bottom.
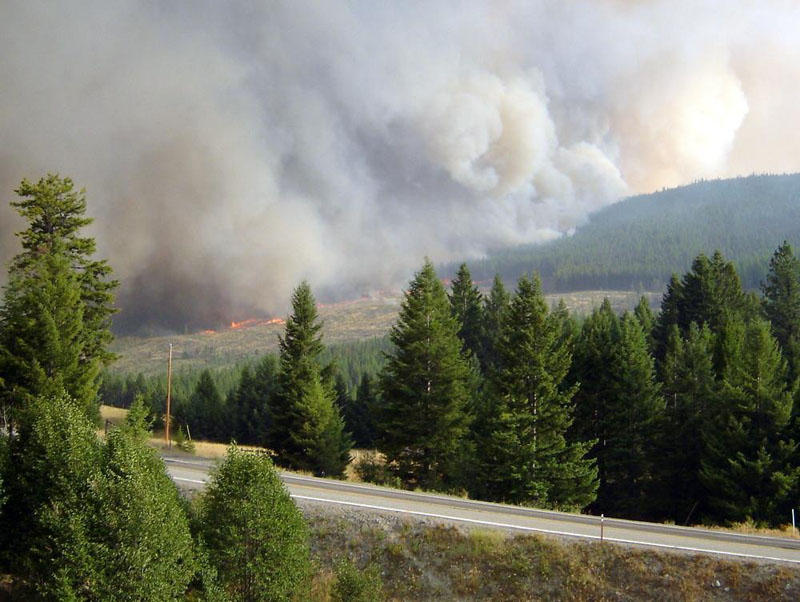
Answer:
459, 174, 800, 291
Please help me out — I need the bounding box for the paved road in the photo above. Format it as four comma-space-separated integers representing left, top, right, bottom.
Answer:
164, 455, 800, 565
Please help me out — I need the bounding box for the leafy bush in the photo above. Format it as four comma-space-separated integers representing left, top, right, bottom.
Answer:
2, 395, 105, 598
354, 451, 401, 489
174, 424, 196, 454
201, 445, 310, 601
332, 557, 383, 602
2, 394, 196, 599
93, 409, 196, 600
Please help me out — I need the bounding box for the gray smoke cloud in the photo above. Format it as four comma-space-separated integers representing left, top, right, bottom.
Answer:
1, 1, 799, 331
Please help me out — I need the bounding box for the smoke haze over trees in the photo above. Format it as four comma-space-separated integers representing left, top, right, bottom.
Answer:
2, 2, 800, 331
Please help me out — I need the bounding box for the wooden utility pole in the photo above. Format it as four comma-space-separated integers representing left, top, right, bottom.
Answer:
166, 343, 173, 449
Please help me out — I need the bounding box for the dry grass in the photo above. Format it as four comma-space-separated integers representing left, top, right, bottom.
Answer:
145, 436, 273, 459
99, 404, 128, 427
303, 508, 800, 601
708, 521, 799, 539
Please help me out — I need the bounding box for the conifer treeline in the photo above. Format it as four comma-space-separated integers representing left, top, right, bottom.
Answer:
456, 173, 800, 293
105, 242, 800, 526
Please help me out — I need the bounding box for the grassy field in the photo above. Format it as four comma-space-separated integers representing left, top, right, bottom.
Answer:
109, 290, 660, 376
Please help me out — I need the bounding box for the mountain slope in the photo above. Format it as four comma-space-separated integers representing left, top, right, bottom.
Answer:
461, 173, 800, 291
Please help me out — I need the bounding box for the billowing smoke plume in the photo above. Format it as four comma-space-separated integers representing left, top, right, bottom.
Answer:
1, 1, 799, 331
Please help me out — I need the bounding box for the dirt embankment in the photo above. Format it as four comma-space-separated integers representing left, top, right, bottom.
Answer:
299, 500, 800, 601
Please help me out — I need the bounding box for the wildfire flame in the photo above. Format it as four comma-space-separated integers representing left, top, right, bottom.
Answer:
229, 317, 285, 330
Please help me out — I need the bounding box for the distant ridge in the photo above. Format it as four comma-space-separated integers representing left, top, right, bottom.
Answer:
457, 173, 800, 292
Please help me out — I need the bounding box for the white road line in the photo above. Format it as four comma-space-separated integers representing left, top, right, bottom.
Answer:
291, 495, 800, 564
164, 458, 212, 467
173, 476, 207, 484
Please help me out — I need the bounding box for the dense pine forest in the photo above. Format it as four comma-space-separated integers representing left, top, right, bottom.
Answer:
453, 173, 800, 291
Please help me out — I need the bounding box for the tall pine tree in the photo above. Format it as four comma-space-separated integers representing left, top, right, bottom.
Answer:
229, 355, 278, 446
701, 318, 800, 525
603, 313, 662, 518
471, 275, 597, 509
762, 241, 800, 381
481, 274, 510, 372
655, 322, 718, 523
378, 260, 471, 491
0, 248, 96, 420
0, 175, 117, 425
571, 303, 662, 518
448, 263, 484, 363
271, 282, 351, 476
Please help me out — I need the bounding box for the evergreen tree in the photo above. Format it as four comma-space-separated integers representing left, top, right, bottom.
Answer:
291, 375, 352, 477
481, 274, 510, 372
179, 369, 227, 442
229, 355, 278, 446
653, 251, 752, 378
2, 394, 103, 598
679, 251, 747, 333
551, 298, 579, 353
655, 323, 718, 523
201, 446, 310, 601
634, 295, 656, 354
229, 365, 258, 444
471, 275, 597, 509
601, 313, 662, 518
270, 282, 323, 456
0, 174, 117, 426
343, 372, 379, 448
271, 282, 351, 476
762, 241, 800, 380
570, 299, 618, 450
653, 273, 683, 363
0, 247, 99, 421
449, 263, 484, 361
572, 304, 661, 518
701, 318, 800, 525
378, 260, 471, 491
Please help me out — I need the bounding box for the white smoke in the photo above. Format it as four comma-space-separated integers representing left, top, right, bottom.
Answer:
0, 0, 798, 330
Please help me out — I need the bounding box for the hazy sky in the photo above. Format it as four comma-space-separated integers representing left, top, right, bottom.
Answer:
2, 1, 799, 331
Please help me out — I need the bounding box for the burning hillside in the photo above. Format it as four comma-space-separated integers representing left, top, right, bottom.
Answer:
229, 317, 285, 330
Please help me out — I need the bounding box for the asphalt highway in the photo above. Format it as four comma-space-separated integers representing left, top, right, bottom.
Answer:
164, 455, 800, 564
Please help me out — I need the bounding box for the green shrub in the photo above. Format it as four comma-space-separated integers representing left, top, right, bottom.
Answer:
201, 445, 310, 601
354, 451, 401, 489
332, 558, 383, 602
93, 420, 196, 600
174, 424, 196, 454
2, 394, 197, 599
2, 395, 104, 599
